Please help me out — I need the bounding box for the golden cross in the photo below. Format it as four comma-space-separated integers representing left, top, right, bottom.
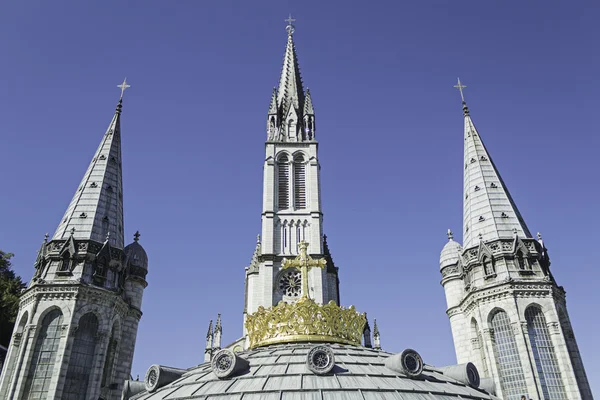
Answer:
282, 240, 326, 299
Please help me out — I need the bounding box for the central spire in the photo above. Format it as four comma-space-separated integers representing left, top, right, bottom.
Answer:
277, 16, 305, 120
266, 16, 315, 142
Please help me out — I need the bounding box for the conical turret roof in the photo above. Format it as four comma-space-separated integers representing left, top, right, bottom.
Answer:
462, 100, 531, 248
52, 99, 125, 248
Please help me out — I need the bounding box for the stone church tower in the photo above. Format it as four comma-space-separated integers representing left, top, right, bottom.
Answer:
0, 90, 148, 400
243, 20, 340, 339
439, 85, 592, 400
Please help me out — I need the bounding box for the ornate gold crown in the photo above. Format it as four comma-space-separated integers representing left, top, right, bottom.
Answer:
245, 296, 367, 349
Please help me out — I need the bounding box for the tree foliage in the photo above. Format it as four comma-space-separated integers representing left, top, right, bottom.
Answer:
0, 251, 26, 347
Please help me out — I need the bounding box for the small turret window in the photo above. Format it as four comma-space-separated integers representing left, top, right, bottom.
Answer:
294, 155, 306, 209
483, 256, 495, 276
277, 155, 290, 210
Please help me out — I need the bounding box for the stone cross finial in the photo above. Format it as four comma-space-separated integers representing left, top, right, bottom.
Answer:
134, 231, 140, 242
537, 232, 542, 240
118, 77, 131, 99
105, 231, 111, 242
282, 241, 326, 299
44, 233, 49, 242
285, 14, 296, 35
513, 228, 518, 236
447, 229, 453, 240
70, 227, 76, 236
454, 78, 467, 102
478, 233, 483, 241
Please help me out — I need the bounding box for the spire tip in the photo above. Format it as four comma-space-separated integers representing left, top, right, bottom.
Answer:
285, 14, 296, 35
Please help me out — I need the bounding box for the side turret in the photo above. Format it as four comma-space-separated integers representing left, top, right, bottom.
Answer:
124, 231, 149, 311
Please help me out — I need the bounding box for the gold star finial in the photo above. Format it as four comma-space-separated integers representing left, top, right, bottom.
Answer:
454, 78, 467, 102
117, 77, 131, 100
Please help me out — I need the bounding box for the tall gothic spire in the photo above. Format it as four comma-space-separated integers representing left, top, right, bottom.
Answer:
277, 15, 305, 119
458, 79, 531, 248
52, 96, 126, 248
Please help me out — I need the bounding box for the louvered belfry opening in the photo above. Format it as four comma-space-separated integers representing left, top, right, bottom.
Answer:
278, 155, 290, 210
294, 154, 306, 209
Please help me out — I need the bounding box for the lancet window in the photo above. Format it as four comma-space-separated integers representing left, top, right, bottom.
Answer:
490, 310, 528, 399
525, 307, 567, 399
277, 155, 290, 210
22, 309, 64, 399
294, 154, 306, 209
63, 313, 99, 399
59, 251, 72, 272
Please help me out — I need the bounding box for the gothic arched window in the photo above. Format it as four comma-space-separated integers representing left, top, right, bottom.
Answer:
294, 154, 306, 209
59, 252, 71, 272
63, 313, 99, 399
22, 309, 64, 399
471, 319, 489, 377
516, 250, 527, 270
277, 155, 290, 210
490, 310, 528, 399
525, 307, 567, 399
483, 256, 495, 276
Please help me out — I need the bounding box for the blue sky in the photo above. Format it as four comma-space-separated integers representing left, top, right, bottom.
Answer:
1, 0, 598, 391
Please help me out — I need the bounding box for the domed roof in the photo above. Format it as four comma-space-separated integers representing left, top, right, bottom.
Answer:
127, 343, 497, 400
440, 230, 462, 271
124, 231, 148, 270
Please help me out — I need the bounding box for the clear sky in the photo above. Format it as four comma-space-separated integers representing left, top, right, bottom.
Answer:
1, 0, 598, 392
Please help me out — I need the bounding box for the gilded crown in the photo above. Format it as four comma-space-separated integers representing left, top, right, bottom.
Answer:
245, 296, 367, 349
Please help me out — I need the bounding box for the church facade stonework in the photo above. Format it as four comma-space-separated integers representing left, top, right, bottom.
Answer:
440, 94, 592, 400
0, 93, 148, 400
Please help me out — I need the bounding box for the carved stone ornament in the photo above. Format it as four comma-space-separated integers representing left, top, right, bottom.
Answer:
245, 296, 366, 349
548, 321, 561, 334
78, 242, 88, 252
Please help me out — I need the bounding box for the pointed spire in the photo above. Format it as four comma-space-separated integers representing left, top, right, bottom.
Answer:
33, 233, 49, 275
277, 18, 305, 120
204, 319, 213, 362
213, 314, 222, 351
373, 319, 381, 350
268, 87, 278, 115
52, 84, 127, 248
363, 313, 373, 348
303, 88, 315, 116
247, 234, 262, 273
458, 80, 531, 248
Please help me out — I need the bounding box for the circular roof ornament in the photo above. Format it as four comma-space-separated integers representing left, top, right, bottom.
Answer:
466, 362, 481, 388
212, 349, 236, 378
400, 349, 424, 377
211, 349, 250, 379
144, 366, 159, 392
306, 345, 335, 375
144, 364, 187, 393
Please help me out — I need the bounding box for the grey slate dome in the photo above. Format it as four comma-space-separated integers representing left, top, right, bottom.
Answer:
439, 237, 462, 271
127, 343, 497, 400
124, 231, 148, 270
